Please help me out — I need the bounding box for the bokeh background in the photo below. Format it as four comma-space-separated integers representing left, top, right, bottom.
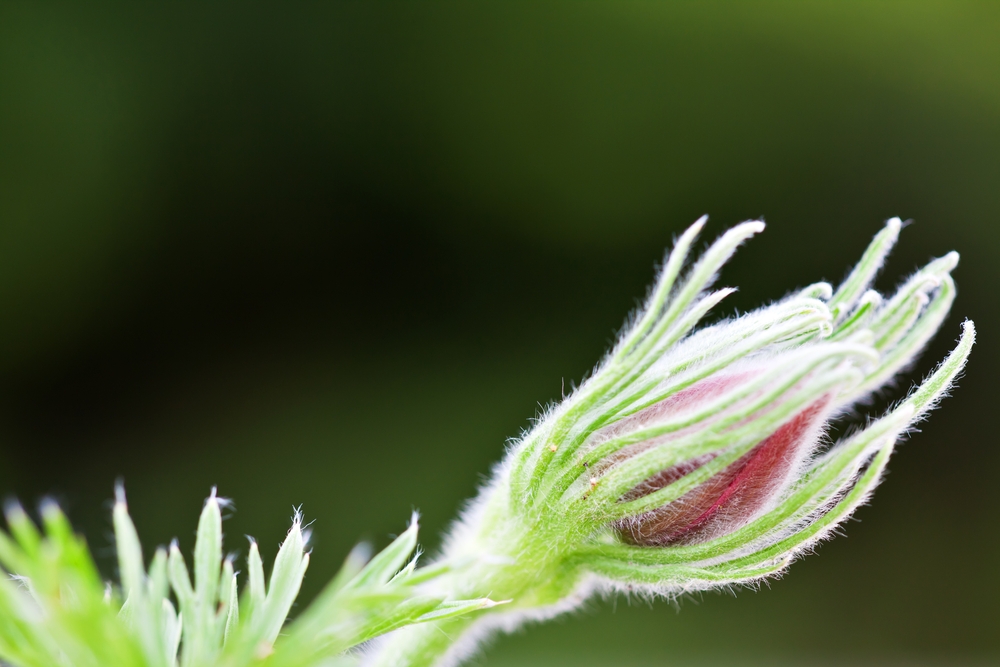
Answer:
1, 2, 997, 665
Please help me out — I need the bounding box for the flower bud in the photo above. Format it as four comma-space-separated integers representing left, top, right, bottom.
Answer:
366, 217, 974, 667
502, 216, 972, 592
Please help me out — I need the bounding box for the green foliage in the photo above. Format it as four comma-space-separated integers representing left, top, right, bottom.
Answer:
0, 491, 497, 667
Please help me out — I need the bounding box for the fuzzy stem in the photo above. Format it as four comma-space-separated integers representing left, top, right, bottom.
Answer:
363, 490, 583, 667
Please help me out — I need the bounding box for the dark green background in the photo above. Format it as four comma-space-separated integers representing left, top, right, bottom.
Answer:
1, 3, 997, 665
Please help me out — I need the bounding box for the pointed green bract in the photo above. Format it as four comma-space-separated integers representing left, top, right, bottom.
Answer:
0, 489, 496, 667
828, 217, 900, 319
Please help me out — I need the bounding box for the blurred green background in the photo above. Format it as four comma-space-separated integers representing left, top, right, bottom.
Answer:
1, 2, 997, 665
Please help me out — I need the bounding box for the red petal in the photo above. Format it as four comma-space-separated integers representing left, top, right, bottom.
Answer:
616, 398, 830, 546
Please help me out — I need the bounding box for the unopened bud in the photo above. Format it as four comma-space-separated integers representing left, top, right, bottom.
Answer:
496, 217, 972, 593
368, 217, 975, 667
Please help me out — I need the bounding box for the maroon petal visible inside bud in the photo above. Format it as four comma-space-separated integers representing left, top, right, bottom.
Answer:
615, 398, 830, 547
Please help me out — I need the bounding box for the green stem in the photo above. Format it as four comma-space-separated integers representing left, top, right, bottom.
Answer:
363, 494, 583, 667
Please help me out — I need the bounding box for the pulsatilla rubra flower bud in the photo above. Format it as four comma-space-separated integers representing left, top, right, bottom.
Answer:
366, 218, 973, 667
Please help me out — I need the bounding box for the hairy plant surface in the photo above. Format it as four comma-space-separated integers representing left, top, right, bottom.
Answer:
0, 218, 973, 667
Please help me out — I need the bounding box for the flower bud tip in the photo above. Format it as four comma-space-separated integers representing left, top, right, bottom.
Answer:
942, 250, 960, 270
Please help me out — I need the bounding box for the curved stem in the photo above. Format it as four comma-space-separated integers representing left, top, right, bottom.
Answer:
361, 492, 582, 667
